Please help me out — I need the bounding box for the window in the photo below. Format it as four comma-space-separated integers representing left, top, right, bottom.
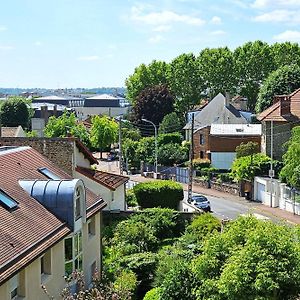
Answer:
75, 187, 81, 220
40, 249, 52, 282
0, 190, 18, 211
199, 134, 204, 145
88, 217, 96, 237
38, 167, 60, 180
9, 272, 25, 299
64, 231, 83, 276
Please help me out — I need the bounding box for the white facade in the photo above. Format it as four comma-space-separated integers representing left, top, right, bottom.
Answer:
211, 152, 236, 169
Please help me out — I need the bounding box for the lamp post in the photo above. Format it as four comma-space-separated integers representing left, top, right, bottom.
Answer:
142, 118, 158, 177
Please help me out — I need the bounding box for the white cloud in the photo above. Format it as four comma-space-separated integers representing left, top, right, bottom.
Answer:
153, 25, 172, 32
77, 55, 100, 61
148, 35, 164, 44
130, 5, 205, 26
252, 0, 300, 8
211, 30, 226, 36
273, 30, 300, 42
210, 16, 222, 24
253, 9, 300, 23
0, 26, 7, 32
0, 45, 14, 50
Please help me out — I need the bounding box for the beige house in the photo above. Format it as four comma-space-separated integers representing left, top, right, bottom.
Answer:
75, 166, 129, 211
0, 146, 106, 300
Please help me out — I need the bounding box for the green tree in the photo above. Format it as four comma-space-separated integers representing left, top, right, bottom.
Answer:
90, 115, 118, 158
158, 112, 182, 134
197, 47, 236, 98
256, 64, 300, 113
123, 138, 140, 169
133, 84, 174, 125
168, 53, 203, 116
125, 60, 169, 105
157, 143, 187, 166
235, 141, 260, 158
234, 40, 274, 111
0, 96, 30, 128
230, 153, 271, 181
270, 42, 300, 69
136, 136, 155, 164
280, 126, 300, 189
44, 112, 90, 147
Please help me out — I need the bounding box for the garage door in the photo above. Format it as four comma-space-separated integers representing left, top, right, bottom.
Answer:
257, 182, 265, 202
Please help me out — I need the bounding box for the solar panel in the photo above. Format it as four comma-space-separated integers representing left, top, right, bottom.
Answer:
0, 190, 18, 210
38, 168, 60, 180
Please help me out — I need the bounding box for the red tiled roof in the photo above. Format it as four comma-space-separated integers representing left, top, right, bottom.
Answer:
76, 166, 129, 191
0, 147, 105, 283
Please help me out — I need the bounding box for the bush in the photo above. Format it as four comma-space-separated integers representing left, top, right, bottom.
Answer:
113, 270, 137, 299
143, 287, 162, 300
130, 208, 186, 240
193, 158, 211, 170
157, 132, 183, 146
216, 173, 232, 183
133, 180, 183, 209
126, 189, 138, 207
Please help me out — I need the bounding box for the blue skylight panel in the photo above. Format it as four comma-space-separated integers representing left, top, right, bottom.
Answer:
38, 167, 60, 180
0, 190, 18, 210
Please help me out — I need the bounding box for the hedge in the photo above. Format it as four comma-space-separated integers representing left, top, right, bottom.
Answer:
133, 180, 183, 209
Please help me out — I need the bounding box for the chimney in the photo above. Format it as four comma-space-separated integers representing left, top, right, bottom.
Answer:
280, 97, 291, 115
225, 92, 231, 107
53, 105, 57, 116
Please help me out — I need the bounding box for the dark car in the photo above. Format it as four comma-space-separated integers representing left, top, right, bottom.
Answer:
191, 195, 211, 212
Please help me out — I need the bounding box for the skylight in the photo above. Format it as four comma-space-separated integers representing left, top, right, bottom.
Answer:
0, 190, 18, 211
38, 167, 60, 180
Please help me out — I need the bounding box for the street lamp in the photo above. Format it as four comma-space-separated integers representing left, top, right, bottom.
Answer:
142, 118, 158, 177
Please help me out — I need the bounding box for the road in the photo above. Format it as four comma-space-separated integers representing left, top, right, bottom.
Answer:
184, 191, 271, 221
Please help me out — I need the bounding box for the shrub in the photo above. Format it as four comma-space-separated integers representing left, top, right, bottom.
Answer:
143, 287, 162, 300
126, 189, 138, 207
157, 132, 182, 146
113, 270, 137, 299
130, 208, 186, 240
193, 158, 211, 170
217, 173, 232, 183
133, 180, 183, 209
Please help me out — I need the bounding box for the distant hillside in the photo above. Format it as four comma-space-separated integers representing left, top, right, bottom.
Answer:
0, 87, 126, 96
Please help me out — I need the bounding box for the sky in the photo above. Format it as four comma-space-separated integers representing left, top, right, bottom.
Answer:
0, 0, 300, 88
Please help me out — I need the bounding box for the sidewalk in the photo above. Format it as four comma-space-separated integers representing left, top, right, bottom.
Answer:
96, 161, 300, 225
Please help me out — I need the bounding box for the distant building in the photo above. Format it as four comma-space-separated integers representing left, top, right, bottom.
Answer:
1, 126, 26, 137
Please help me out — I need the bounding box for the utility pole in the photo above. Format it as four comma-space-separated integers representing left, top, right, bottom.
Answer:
118, 117, 123, 175
269, 120, 274, 207
188, 113, 194, 203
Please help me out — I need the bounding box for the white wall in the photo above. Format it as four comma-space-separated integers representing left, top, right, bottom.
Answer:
211, 152, 236, 169
75, 107, 130, 119
75, 171, 126, 211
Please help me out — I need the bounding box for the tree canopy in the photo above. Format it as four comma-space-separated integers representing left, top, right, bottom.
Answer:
90, 115, 118, 158
256, 64, 300, 113
133, 84, 174, 125
0, 96, 30, 128
158, 112, 182, 134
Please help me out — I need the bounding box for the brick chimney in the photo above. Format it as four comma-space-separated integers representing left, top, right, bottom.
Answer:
280, 97, 291, 115
225, 92, 231, 107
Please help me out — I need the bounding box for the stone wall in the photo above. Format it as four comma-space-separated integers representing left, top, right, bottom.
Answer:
193, 177, 210, 188
210, 181, 240, 196
0, 137, 74, 175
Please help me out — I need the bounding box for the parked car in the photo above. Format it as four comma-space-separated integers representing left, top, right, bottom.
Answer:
191, 195, 211, 212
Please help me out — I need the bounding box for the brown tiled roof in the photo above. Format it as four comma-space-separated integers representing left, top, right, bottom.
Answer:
0, 147, 105, 284
76, 166, 129, 191
1, 126, 21, 137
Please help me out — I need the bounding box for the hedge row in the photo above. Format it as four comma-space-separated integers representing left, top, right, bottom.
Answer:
133, 180, 183, 209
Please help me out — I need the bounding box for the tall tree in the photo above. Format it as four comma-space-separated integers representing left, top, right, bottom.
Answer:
197, 47, 235, 98
90, 115, 118, 158
0, 96, 30, 128
44, 112, 90, 147
234, 40, 274, 111
133, 84, 174, 125
168, 53, 203, 116
125, 60, 169, 105
158, 112, 182, 134
270, 42, 300, 69
256, 64, 300, 113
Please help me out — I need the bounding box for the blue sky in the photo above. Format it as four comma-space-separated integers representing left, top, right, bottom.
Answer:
1, 0, 300, 88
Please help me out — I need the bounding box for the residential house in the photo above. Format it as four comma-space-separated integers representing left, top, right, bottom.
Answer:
0, 137, 129, 211
184, 93, 260, 168
0, 146, 106, 300
75, 166, 129, 211
257, 88, 300, 160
